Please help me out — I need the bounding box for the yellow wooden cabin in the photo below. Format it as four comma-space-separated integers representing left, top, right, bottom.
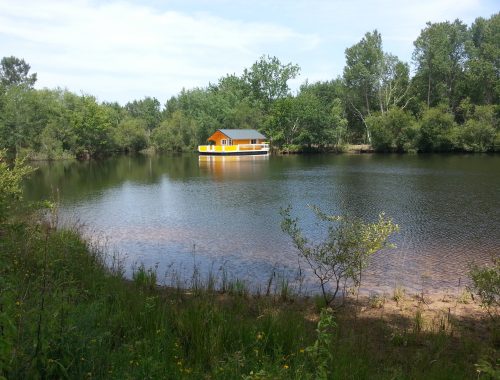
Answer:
198, 129, 269, 155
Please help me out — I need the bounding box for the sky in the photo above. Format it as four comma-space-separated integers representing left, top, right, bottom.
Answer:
0, 0, 498, 105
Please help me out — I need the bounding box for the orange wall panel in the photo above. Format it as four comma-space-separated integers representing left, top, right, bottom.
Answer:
207, 130, 227, 146
232, 139, 265, 145
207, 131, 266, 146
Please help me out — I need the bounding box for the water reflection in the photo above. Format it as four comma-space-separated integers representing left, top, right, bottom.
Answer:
198, 155, 270, 181
25, 153, 500, 294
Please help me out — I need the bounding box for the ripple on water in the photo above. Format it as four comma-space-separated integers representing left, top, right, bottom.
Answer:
32, 154, 500, 294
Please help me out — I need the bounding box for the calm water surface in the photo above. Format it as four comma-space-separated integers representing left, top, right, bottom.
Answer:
25, 154, 500, 294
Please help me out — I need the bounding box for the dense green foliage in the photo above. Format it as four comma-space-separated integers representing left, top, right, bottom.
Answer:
0, 150, 33, 224
0, 14, 498, 157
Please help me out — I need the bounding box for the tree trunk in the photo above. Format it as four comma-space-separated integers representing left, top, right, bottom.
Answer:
427, 72, 431, 108
364, 90, 371, 116
379, 87, 384, 114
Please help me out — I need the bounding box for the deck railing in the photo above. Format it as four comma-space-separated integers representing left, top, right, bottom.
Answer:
198, 144, 269, 153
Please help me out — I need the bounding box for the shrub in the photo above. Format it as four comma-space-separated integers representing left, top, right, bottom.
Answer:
458, 105, 497, 152
468, 257, 499, 319
367, 108, 416, 152
368, 115, 394, 152
0, 149, 33, 224
280, 206, 398, 306
417, 106, 459, 152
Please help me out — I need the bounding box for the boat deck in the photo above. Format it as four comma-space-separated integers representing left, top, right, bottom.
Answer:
198, 143, 270, 155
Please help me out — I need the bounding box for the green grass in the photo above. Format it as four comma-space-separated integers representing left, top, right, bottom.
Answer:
1, 222, 497, 379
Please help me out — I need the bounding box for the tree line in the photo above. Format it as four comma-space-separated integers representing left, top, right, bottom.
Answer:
0, 13, 498, 158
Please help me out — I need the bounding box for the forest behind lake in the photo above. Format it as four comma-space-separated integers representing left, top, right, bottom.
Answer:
0, 12, 499, 159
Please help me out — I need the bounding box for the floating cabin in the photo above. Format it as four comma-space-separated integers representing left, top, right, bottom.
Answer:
198, 129, 270, 155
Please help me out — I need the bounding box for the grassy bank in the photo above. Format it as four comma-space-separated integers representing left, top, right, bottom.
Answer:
1, 220, 498, 379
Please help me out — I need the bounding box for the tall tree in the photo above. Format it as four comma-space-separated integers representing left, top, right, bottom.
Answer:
102, 101, 127, 128
297, 81, 348, 148
209, 74, 263, 130
412, 20, 468, 109
125, 97, 162, 133
343, 30, 384, 119
0, 56, 37, 88
0, 87, 56, 156
465, 13, 500, 105
243, 55, 300, 109
292, 91, 328, 147
265, 96, 298, 147
0, 57, 39, 156
210, 74, 252, 103
70, 95, 113, 156
378, 54, 411, 112
343, 31, 410, 142
299, 79, 345, 109
152, 110, 197, 152
327, 98, 349, 147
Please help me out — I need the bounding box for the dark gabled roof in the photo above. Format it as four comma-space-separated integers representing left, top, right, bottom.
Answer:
218, 129, 267, 140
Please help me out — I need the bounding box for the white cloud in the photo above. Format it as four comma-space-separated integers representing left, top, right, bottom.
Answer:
0, 0, 319, 103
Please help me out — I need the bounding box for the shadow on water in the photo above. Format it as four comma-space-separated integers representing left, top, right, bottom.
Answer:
25, 154, 202, 202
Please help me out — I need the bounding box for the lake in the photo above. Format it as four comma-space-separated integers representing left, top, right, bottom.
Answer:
25, 153, 500, 295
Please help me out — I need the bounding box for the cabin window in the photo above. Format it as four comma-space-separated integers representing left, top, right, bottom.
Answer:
228, 139, 233, 145
251, 139, 257, 144
221, 139, 227, 145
